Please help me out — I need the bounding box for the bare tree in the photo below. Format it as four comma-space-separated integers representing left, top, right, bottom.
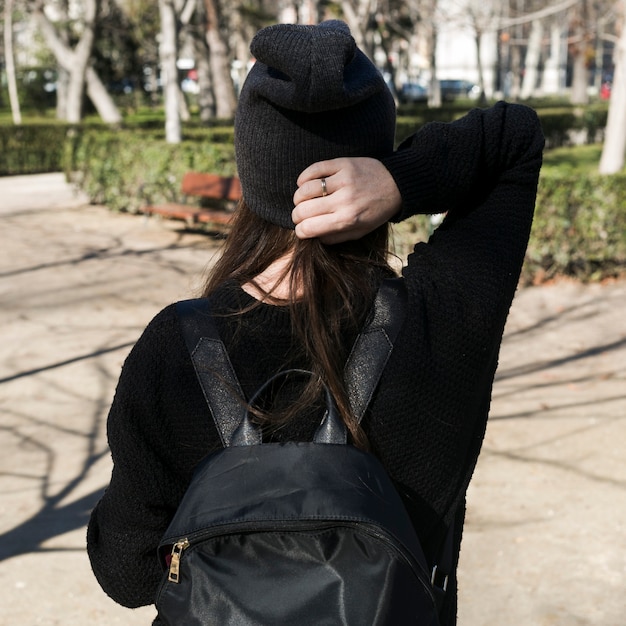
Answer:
116, 0, 161, 106
520, 17, 543, 98
424, 0, 441, 108
340, 0, 378, 58
460, 0, 499, 102
203, 0, 237, 118
541, 17, 567, 95
500, 0, 587, 100
568, 0, 592, 104
53, 0, 70, 119
159, 0, 182, 142
193, 34, 216, 123
31, 0, 122, 124
383, 0, 441, 107
4, 0, 22, 124
599, 0, 626, 173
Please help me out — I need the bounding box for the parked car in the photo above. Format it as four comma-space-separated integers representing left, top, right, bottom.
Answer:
399, 82, 429, 103
439, 79, 481, 101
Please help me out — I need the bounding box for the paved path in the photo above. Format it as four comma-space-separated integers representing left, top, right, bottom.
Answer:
0, 173, 624, 625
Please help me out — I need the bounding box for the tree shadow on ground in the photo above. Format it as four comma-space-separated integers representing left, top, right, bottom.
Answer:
0, 352, 117, 563
1, 271, 624, 563
0, 488, 104, 561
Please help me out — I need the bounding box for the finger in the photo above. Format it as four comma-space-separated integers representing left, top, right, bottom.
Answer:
294, 212, 341, 240
293, 176, 332, 206
296, 158, 345, 186
296, 215, 367, 244
292, 196, 329, 225
294, 196, 359, 240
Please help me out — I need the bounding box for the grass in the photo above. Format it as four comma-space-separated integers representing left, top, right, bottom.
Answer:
0, 110, 64, 125
541, 144, 605, 174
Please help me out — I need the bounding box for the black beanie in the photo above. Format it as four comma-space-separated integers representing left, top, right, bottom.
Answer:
234, 20, 396, 229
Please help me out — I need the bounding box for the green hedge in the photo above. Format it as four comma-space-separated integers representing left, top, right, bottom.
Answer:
390, 171, 626, 285
536, 106, 608, 148
396, 104, 609, 148
65, 127, 236, 213
0, 124, 68, 175
0, 102, 609, 175
522, 171, 626, 283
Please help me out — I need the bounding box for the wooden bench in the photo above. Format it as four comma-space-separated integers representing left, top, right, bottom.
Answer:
142, 172, 241, 229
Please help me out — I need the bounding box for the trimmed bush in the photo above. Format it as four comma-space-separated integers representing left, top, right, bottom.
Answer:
523, 171, 626, 283
66, 127, 236, 213
0, 124, 68, 175
397, 104, 609, 149
389, 171, 626, 285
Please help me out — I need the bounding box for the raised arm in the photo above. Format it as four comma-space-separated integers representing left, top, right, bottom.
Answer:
292, 102, 544, 249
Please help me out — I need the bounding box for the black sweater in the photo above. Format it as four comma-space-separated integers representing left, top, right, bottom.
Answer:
87, 102, 544, 624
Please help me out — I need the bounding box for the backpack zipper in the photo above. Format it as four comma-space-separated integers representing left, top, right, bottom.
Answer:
167, 538, 190, 582
165, 520, 434, 603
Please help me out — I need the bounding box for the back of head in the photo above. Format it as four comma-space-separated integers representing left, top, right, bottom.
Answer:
235, 20, 396, 229
210, 22, 396, 449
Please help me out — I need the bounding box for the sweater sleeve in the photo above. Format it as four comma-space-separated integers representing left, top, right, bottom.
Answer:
86, 305, 214, 608
382, 101, 544, 312
381, 101, 544, 220
368, 102, 544, 540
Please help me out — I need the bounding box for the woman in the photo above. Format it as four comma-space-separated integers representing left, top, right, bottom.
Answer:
87, 20, 544, 625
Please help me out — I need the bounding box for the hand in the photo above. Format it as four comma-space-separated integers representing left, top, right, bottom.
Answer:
292, 157, 402, 244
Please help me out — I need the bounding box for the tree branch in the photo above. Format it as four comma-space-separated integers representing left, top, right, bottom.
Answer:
500, 0, 580, 29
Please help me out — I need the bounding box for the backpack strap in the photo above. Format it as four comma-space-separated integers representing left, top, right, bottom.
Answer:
176, 278, 407, 445
176, 298, 245, 447
344, 278, 407, 424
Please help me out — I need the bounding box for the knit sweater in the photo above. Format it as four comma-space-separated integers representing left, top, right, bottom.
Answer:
87, 101, 544, 624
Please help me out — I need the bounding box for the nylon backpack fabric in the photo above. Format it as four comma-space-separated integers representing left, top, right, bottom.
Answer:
155, 280, 443, 625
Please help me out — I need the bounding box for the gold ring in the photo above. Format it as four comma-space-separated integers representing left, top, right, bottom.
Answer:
321, 177, 327, 197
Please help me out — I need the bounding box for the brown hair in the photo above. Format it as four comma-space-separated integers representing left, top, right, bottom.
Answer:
203, 202, 394, 449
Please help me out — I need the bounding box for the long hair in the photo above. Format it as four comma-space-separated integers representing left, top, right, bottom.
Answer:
203, 202, 394, 449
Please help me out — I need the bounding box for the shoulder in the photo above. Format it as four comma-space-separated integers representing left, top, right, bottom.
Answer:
135, 302, 180, 345
119, 303, 183, 374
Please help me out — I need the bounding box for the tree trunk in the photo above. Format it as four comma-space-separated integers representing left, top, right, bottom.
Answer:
55, 0, 70, 120
4, 0, 22, 125
32, 0, 122, 124
203, 0, 237, 119
599, 0, 626, 174
56, 69, 70, 120
474, 30, 487, 102
195, 39, 215, 122
85, 67, 123, 125
159, 0, 182, 143
542, 20, 565, 95
340, 0, 378, 59
570, 50, 590, 104
424, 2, 441, 109
428, 39, 442, 108
569, 4, 590, 105
66, 0, 98, 123
520, 18, 543, 99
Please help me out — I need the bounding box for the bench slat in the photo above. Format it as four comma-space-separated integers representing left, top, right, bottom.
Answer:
180, 172, 241, 202
141, 172, 240, 230
143, 203, 202, 222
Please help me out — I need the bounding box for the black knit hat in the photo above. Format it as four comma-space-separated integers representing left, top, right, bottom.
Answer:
234, 20, 396, 229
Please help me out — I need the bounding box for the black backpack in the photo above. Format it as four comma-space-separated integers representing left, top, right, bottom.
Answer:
156, 280, 451, 625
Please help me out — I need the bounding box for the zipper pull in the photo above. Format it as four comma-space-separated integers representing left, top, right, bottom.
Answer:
168, 539, 189, 583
